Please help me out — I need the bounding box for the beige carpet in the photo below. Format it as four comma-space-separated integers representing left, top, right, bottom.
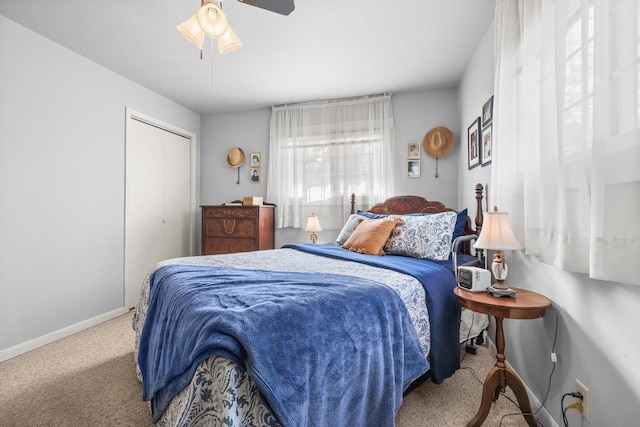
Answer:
0, 311, 532, 426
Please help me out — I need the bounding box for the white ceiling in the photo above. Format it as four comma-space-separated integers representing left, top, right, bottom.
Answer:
0, 0, 495, 115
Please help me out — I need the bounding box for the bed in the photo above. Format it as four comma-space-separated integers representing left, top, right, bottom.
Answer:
133, 184, 488, 426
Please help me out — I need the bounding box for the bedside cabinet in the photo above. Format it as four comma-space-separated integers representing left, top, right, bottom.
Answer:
201, 205, 275, 255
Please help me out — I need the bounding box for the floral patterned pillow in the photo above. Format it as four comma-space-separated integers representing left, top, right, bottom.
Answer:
385, 211, 457, 260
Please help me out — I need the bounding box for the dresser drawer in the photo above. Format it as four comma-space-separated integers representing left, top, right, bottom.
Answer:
202, 237, 256, 254
203, 218, 255, 238
203, 207, 258, 219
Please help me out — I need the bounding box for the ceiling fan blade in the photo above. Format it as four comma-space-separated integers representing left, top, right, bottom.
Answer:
237, 0, 295, 15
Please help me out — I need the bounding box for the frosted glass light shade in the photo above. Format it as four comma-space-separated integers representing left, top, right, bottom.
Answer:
474, 210, 523, 250
197, 3, 229, 37
177, 13, 205, 49
217, 27, 243, 54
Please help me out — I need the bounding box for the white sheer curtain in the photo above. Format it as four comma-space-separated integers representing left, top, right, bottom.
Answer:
266, 94, 395, 230
492, 0, 640, 285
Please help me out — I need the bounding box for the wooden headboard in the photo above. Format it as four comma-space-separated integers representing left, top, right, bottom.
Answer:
349, 183, 485, 255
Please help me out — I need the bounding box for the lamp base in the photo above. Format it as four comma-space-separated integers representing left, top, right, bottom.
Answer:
489, 252, 516, 296
487, 282, 516, 298
491, 279, 510, 290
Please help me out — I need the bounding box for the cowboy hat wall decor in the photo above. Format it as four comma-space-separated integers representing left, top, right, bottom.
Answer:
423, 126, 455, 178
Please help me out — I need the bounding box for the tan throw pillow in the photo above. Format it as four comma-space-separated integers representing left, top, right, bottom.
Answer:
342, 218, 402, 256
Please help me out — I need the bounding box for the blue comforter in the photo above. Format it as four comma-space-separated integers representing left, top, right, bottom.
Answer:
284, 243, 461, 383
138, 264, 430, 426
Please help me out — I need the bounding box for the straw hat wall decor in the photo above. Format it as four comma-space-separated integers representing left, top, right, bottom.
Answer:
227, 147, 245, 167
227, 147, 245, 184
423, 127, 455, 178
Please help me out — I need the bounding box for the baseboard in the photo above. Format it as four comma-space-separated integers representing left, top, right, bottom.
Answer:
0, 307, 128, 363
485, 338, 558, 427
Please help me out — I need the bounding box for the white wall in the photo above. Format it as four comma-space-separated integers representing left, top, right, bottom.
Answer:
458, 22, 494, 213
393, 89, 460, 209
199, 89, 460, 248
458, 19, 639, 426
0, 15, 201, 358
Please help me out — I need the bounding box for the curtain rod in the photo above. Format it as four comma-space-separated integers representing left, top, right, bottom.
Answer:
272, 93, 391, 110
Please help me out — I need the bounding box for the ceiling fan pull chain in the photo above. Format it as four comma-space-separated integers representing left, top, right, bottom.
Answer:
214, 38, 219, 89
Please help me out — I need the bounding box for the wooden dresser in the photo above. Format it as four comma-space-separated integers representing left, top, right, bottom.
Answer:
201, 205, 275, 255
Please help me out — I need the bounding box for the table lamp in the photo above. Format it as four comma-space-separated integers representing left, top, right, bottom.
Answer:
473, 207, 523, 296
305, 213, 322, 243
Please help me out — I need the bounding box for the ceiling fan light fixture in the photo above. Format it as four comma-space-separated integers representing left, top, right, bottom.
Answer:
217, 27, 243, 54
196, 2, 229, 37
177, 13, 205, 49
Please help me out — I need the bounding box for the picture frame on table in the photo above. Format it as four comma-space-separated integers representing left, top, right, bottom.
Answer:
467, 117, 481, 170
407, 142, 420, 160
482, 96, 494, 126
407, 160, 420, 177
481, 123, 493, 166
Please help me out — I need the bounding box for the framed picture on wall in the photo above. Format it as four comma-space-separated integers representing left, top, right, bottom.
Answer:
482, 95, 494, 126
407, 142, 420, 159
407, 160, 420, 177
481, 123, 493, 166
467, 117, 481, 170
250, 152, 261, 168
250, 167, 261, 183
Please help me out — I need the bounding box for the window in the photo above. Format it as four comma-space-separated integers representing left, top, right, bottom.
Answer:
266, 94, 395, 230
493, 0, 640, 285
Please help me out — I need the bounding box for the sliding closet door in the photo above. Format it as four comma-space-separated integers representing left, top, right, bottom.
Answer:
125, 116, 193, 309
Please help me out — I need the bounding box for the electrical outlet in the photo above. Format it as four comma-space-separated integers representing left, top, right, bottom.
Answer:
576, 379, 591, 421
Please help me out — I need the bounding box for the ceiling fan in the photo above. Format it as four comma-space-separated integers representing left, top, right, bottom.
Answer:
237, 0, 295, 15
177, 0, 295, 56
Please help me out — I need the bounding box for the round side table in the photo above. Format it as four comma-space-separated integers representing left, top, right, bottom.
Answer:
453, 286, 551, 427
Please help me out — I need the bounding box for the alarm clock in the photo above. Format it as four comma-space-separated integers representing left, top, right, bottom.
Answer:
457, 266, 491, 292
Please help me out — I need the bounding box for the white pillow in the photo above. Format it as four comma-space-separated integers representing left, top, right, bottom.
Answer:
335, 214, 368, 245
385, 211, 457, 260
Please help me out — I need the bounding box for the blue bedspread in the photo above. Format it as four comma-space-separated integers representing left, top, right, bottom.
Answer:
284, 243, 461, 384
138, 265, 430, 427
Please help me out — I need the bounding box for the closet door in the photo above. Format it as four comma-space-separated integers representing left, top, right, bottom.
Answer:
125, 118, 192, 308
162, 130, 191, 259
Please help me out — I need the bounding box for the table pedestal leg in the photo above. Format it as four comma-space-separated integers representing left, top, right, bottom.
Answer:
466, 317, 540, 427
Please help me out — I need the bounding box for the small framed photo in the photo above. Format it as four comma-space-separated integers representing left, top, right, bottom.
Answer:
482, 95, 494, 126
407, 142, 420, 159
481, 123, 493, 166
467, 117, 481, 170
407, 160, 420, 177
250, 167, 261, 183
250, 152, 261, 168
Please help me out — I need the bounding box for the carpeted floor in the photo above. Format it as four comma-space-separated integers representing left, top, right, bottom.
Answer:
0, 311, 532, 426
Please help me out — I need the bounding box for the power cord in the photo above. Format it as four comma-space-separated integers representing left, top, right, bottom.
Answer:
561, 392, 584, 426
498, 411, 539, 426
534, 303, 559, 415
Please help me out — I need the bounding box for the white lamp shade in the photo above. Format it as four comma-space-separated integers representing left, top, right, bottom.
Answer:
305, 215, 322, 232
473, 211, 523, 250
177, 13, 205, 49
217, 27, 243, 54
197, 3, 229, 37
